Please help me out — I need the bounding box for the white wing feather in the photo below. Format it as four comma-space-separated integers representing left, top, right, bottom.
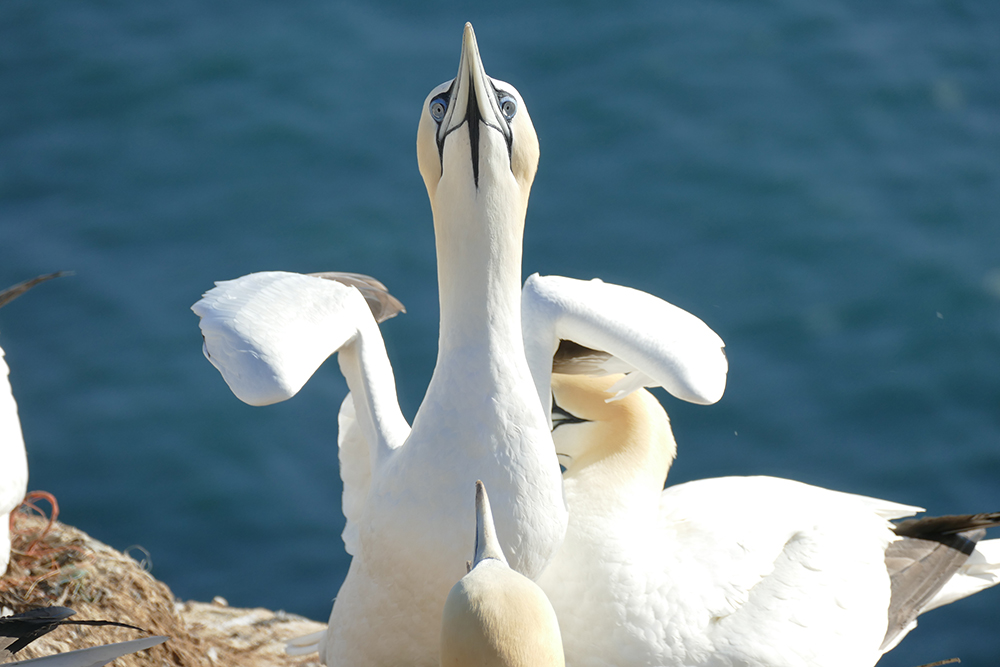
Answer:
6, 636, 168, 667
521, 274, 727, 413
193, 271, 376, 406
337, 392, 370, 557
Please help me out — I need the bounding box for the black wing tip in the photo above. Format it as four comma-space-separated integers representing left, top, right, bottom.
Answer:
0, 272, 72, 310
893, 512, 1000, 540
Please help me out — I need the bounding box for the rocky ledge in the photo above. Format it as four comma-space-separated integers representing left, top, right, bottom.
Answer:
0, 499, 325, 666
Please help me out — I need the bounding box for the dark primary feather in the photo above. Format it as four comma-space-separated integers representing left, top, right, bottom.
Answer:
0, 607, 146, 657
552, 340, 613, 375
893, 512, 1000, 539
309, 272, 406, 324
0, 273, 70, 310
882, 513, 1000, 650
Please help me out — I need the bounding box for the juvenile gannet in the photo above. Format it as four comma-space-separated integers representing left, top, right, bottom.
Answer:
0, 272, 67, 575
440, 481, 564, 667
195, 24, 727, 666
539, 373, 1000, 667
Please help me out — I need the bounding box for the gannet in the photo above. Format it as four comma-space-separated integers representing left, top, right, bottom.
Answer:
0, 273, 67, 575
195, 24, 726, 666
539, 373, 1000, 667
440, 481, 564, 667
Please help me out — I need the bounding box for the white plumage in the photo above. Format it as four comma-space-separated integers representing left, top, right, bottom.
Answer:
0, 273, 65, 575
0, 340, 28, 576
539, 373, 1000, 667
195, 24, 727, 667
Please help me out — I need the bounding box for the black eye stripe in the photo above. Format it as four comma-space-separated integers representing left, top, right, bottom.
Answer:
433, 77, 516, 183
434, 79, 457, 165
551, 394, 589, 431
487, 79, 514, 165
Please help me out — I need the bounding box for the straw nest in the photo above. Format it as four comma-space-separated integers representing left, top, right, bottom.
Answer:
0, 492, 324, 667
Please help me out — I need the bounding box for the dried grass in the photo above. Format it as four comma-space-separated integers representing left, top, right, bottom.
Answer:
1, 492, 323, 667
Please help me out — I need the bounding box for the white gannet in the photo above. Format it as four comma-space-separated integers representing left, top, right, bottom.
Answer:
195, 24, 727, 666
440, 481, 564, 667
539, 372, 1000, 667
0, 272, 67, 575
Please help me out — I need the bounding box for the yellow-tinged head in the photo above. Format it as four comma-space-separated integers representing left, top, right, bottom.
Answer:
440, 481, 565, 667
550, 373, 677, 482
417, 23, 539, 212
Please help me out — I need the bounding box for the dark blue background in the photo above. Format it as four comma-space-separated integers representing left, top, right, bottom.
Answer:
2, 1, 998, 665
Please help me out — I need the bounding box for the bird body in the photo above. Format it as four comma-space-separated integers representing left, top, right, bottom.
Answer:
539, 373, 1000, 667
199, 25, 566, 667
196, 25, 727, 667
440, 481, 564, 667
0, 274, 66, 576
320, 25, 565, 666
0, 343, 28, 575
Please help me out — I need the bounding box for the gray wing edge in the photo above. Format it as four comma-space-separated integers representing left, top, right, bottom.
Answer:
5, 635, 168, 667
882, 512, 1000, 650
309, 272, 406, 324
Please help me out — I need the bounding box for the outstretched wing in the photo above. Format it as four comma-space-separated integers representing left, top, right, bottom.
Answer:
522, 274, 727, 416
193, 269, 410, 548
192, 271, 388, 406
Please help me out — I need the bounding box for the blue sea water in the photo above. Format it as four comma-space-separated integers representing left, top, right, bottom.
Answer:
1, 0, 999, 664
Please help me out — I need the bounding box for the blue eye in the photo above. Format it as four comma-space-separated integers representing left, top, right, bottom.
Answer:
430, 97, 448, 122
499, 95, 516, 121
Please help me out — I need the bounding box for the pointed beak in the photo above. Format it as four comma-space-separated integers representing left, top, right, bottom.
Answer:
437, 23, 510, 152
473, 480, 508, 567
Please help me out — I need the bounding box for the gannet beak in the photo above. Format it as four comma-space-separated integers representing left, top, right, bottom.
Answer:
418, 22, 537, 199
473, 480, 508, 567
436, 23, 512, 185
438, 24, 508, 139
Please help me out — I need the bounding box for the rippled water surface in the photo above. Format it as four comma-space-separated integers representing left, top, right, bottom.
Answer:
2, 1, 999, 665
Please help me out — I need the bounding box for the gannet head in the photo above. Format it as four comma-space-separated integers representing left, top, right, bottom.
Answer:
416, 23, 539, 218
550, 373, 677, 478
440, 481, 565, 667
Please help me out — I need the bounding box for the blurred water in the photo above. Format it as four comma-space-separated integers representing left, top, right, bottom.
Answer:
1, 0, 999, 664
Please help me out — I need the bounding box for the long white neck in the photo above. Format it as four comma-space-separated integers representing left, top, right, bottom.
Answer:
432, 156, 529, 374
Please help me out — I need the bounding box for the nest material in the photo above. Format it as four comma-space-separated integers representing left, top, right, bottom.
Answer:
1, 493, 324, 666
